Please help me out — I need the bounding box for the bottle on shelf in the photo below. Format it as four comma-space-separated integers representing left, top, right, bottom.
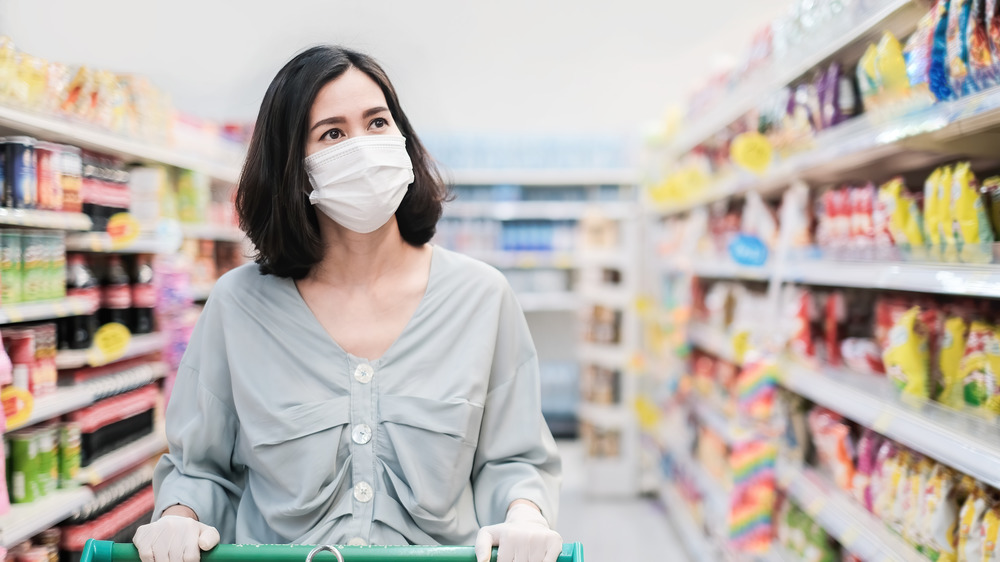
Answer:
100, 255, 132, 330
63, 254, 99, 350
131, 255, 155, 335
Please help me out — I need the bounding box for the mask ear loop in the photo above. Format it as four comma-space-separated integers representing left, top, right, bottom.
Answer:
305, 545, 345, 562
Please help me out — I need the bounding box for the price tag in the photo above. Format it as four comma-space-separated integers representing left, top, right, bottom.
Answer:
1, 386, 34, 429
87, 322, 132, 366
554, 255, 573, 269
731, 131, 773, 175
107, 213, 141, 250
6, 307, 24, 323
839, 527, 860, 548
516, 255, 538, 269
806, 497, 827, 517
52, 302, 67, 317
732, 331, 750, 365
728, 234, 769, 267
873, 410, 893, 433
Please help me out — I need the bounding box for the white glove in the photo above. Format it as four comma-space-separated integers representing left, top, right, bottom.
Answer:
475, 503, 562, 562
133, 515, 220, 562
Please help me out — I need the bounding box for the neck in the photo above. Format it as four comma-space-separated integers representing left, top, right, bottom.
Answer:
308, 215, 411, 288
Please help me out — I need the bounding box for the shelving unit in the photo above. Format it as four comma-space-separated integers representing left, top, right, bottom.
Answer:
0, 296, 97, 325
55, 332, 167, 369
658, 479, 720, 562
76, 429, 168, 486
779, 466, 931, 562
687, 322, 740, 365
448, 169, 638, 187
0, 209, 92, 231
65, 231, 182, 254
445, 201, 633, 221
0, 486, 95, 548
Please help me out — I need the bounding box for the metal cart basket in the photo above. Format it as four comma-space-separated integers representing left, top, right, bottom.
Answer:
81, 540, 584, 562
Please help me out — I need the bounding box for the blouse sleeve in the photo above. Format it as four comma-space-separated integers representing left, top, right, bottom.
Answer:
471, 283, 562, 528
152, 295, 245, 541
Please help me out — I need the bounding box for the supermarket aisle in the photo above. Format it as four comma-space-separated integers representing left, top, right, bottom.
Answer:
555, 440, 690, 562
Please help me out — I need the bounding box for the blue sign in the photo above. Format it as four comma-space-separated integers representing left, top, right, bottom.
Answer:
728, 234, 768, 267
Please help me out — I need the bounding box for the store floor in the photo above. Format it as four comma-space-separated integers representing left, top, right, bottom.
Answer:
554, 440, 690, 561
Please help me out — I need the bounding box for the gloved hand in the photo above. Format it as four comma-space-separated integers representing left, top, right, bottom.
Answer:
474, 503, 562, 562
133, 515, 220, 562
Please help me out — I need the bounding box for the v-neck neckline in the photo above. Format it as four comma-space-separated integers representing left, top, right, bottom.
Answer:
285, 245, 438, 365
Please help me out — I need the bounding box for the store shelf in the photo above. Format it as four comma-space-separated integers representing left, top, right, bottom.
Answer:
0, 208, 92, 231
463, 250, 576, 269
9, 386, 94, 431
687, 322, 739, 365
65, 232, 181, 254
780, 359, 1000, 489
671, 0, 924, 154
7, 362, 167, 431
578, 342, 630, 370
76, 429, 167, 486
180, 223, 245, 242
0, 296, 97, 325
0, 486, 95, 548
666, 444, 729, 521
576, 249, 629, 270
659, 480, 719, 562
56, 332, 166, 369
780, 465, 931, 562
578, 402, 631, 429
0, 104, 242, 183
690, 399, 754, 446
447, 168, 637, 186
516, 291, 578, 312
578, 285, 631, 309
784, 258, 1000, 298
663, 256, 773, 281
444, 200, 633, 221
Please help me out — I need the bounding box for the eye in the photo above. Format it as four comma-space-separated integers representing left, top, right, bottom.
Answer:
369, 117, 389, 130
320, 128, 343, 141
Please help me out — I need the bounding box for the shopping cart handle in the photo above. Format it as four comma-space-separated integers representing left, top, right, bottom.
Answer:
81, 540, 584, 562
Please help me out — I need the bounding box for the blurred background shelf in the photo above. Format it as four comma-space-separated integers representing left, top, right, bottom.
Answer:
0, 296, 97, 325
0, 486, 95, 548
55, 332, 166, 369
0, 208, 92, 231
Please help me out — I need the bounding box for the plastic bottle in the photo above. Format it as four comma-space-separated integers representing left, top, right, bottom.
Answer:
100, 256, 131, 329
131, 255, 155, 335
64, 254, 99, 350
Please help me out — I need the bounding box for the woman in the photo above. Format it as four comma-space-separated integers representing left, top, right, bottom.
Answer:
133, 46, 562, 562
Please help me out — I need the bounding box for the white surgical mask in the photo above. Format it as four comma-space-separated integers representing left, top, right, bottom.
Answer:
304, 135, 414, 234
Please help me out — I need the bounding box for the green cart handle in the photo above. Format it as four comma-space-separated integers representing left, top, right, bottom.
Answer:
81, 540, 584, 562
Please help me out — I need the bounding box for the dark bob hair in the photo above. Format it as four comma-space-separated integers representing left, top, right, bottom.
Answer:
235, 45, 446, 279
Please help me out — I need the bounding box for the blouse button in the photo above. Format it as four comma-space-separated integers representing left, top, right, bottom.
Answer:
354, 364, 374, 383
353, 481, 374, 503
347, 538, 367, 546
352, 424, 372, 445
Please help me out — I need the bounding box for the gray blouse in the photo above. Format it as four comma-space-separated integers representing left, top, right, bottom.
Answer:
151, 246, 561, 547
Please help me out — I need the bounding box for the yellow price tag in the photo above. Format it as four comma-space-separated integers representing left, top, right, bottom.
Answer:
839, 527, 860, 548
873, 410, 893, 433
516, 255, 538, 269
554, 255, 573, 269
731, 131, 773, 175
806, 497, 827, 517
732, 331, 750, 365
5, 307, 24, 323
87, 322, 132, 366
1, 386, 34, 429
107, 213, 141, 250
52, 302, 67, 317
634, 397, 660, 431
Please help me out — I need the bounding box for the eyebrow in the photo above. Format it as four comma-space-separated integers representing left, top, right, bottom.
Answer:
310, 106, 390, 132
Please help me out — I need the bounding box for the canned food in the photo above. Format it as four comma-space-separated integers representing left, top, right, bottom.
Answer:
21, 232, 44, 302
59, 145, 82, 214
35, 142, 62, 212
0, 229, 22, 305
58, 422, 81, 486
15, 547, 50, 562
4, 137, 36, 209
8, 430, 40, 503
35, 426, 57, 496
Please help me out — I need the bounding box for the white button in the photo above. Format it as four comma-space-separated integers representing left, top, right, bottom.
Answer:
354, 481, 374, 502
347, 538, 367, 546
352, 424, 372, 445
354, 364, 374, 383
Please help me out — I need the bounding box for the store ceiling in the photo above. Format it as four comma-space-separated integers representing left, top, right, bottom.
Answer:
1, 0, 788, 137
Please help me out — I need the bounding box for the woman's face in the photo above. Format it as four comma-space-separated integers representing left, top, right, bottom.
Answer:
305, 67, 400, 156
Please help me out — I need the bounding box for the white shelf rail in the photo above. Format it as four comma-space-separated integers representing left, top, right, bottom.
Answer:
56, 332, 166, 370
65, 232, 181, 254
687, 322, 739, 365
0, 208, 92, 231
0, 296, 97, 325
0, 486, 95, 548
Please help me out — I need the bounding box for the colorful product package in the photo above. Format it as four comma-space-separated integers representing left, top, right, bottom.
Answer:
984, 505, 1000, 562
824, 292, 845, 366
939, 316, 971, 408
959, 320, 1000, 414
938, 165, 960, 260
852, 429, 883, 512
883, 306, 932, 400
877, 32, 914, 100
807, 407, 855, 492
948, 0, 978, 96
951, 162, 995, 262
983, 176, 1000, 240
925, 168, 944, 248
872, 440, 900, 518
931, 0, 958, 101
879, 177, 926, 248
957, 479, 989, 561
970, 0, 1000, 89
921, 464, 960, 559
990, 0, 1000, 59
858, 44, 881, 109
905, 7, 939, 102
850, 184, 877, 247
903, 457, 935, 545
889, 451, 915, 533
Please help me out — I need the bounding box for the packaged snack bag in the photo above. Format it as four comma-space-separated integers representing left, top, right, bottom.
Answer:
822, 63, 859, 128
907, 8, 941, 100
984, 505, 1000, 562
981, 176, 1000, 240
949, 0, 979, 96
927, 168, 945, 247
970, 0, 999, 89
824, 292, 846, 366
890, 451, 915, 533
952, 162, 995, 262
880, 177, 927, 247
940, 165, 961, 261
842, 338, 885, 375
850, 184, 877, 247
904, 457, 935, 545
940, 316, 971, 408
858, 44, 881, 109
878, 32, 915, 99
957, 480, 989, 561
807, 407, 856, 492
932, 0, 959, 101
959, 320, 1000, 413
883, 306, 932, 399
853, 429, 883, 512
922, 465, 960, 559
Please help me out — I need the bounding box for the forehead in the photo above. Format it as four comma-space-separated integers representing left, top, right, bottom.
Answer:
310, 67, 388, 120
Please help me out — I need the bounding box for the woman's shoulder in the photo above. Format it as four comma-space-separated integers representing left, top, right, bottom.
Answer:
209, 263, 281, 300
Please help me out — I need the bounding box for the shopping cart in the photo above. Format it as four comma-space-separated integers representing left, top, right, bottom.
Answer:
81, 540, 584, 562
